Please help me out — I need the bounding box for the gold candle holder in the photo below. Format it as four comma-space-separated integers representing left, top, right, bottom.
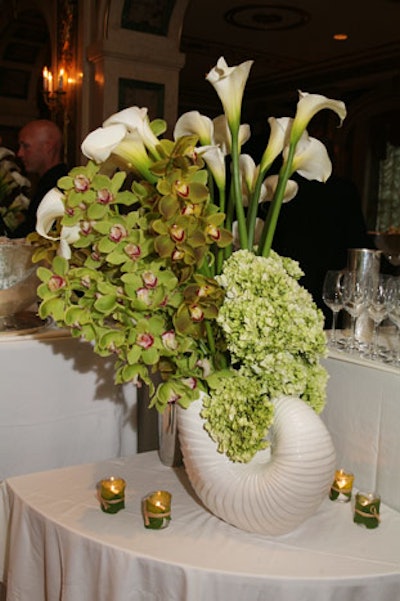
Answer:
142, 490, 172, 529
329, 469, 354, 502
97, 477, 126, 514
353, 492, 381, 529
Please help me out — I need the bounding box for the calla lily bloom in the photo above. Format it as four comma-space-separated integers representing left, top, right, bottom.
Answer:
111, 129, 155, 182
233, 217, 264, 249
81, 123, 127, 163
213, 115, 250, 154
290, 91, 347, 146
103, 106, 161, 156
173, 111, 213, 145
197, 145, 226, 189
287, 133, 332, 182
206, 57, 253, 130
263, 175, 299, 203
259, 117, 291, 173
36, 188, 80, 259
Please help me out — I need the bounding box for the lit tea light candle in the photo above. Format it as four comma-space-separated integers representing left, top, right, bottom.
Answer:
97, 476, 126, 514
329, 469, 354, 502
142, 490, 171, 529
353, 492, 381, 529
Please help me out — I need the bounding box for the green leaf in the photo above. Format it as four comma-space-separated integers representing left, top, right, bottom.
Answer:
94, 294, 117, 313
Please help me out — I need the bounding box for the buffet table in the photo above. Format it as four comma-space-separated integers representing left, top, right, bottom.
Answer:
1, 451, 399, 601
322, 350, 400, 513
0, 326, 137, 480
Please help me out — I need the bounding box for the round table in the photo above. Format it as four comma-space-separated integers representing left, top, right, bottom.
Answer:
2, 451, 400, 601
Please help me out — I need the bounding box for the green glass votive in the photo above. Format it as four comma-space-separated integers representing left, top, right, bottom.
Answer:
98, 477, 126, 514
142, 490, 172, 529
329, 469, 354, 502
353, 492, 381, 529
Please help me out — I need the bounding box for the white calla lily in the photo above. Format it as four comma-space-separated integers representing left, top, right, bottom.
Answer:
233, 217, 264, 249
290, 91, 347, 145
238, 154, 258, 206
206, 57, 253, 129
81, 123, 127, 163
112, 130, 154, 177
36, 188, 80, 259
197, 145, 226, 188
260, 117, 292, 172
263, 175, 299, 203
103, 106, 160, 154
174, 111, 213, 145
289, 134, 332, 182
213, 115, 250, 154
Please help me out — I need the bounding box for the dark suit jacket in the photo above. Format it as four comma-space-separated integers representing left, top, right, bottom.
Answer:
11, 163, 68, 238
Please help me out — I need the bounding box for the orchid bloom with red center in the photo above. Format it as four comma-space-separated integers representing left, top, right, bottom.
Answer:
136, 287, 152, 306
142, 271, 158, 288
174, 180, 190, 198
81, 221, 93, 236
97, 189, 114, 204
136, 333, 154, 349
182, 377, 197, 390
170, 224, 185, 243
189, 304, 204, 322
125, 243, 141, 260
73, 174, 91, 192
109, 224, 127, 242
48, 274, 66, 291
162, 330, 178, 351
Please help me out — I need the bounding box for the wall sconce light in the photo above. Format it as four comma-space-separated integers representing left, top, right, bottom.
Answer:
42, 65, 74, 163
42, 65, 71, 113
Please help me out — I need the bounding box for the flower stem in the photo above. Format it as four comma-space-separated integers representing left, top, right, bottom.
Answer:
246, 168, 265, 248
259, 143, 295, 257
230, 124, 248, 250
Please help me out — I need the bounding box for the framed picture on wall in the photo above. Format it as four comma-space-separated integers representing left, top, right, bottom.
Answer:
121, 0, 175, 36
118, 78, 165, 120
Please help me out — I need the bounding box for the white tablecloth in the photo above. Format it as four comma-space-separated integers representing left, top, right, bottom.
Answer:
0, 326, 137, 480
1, 451, 399, 601
322, 350, 400, 512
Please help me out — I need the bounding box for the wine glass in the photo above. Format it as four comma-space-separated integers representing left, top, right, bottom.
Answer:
322, 270, 346, 348
342, 270, 369, 352
366, 274, 391, 359
386, 277, 400, 366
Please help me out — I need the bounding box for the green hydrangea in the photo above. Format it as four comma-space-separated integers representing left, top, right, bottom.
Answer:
202, 249, 328, 462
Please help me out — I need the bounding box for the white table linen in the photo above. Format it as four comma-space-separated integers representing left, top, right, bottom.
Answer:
2, 451, 400, 601
322, 350, 400, 512
0, 327, 137, 480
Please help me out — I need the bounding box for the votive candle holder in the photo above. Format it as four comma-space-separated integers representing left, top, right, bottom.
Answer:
353, 492, 381, 529
329, 469, 354, 502
142, 490, 172, 529
97, 476, 126, 514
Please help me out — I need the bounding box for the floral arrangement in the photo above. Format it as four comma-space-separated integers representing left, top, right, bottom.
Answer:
0, 147, 30, 233
31, 57, 346, 462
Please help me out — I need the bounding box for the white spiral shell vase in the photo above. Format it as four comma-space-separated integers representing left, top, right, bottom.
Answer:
177, 395, 336, 536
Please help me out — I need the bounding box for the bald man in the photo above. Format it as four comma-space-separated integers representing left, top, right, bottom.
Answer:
11, 119, 68, 238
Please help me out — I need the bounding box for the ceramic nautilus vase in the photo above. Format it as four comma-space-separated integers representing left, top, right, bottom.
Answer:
177, 394, 336, 536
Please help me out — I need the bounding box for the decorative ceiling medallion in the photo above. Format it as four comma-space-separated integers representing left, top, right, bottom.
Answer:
224, 4, 310, 31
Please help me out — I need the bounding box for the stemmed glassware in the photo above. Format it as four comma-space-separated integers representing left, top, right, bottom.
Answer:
322, 270, 346, 348
386, 277, 400, 366
342, 270, 370, 352
365, 274, 391, 359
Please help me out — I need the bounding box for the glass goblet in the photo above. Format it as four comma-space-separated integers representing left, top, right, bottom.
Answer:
366, 274, 391, 359
342, 270, 369, 353
386, 277, 400, 366
322, 270, 345, 348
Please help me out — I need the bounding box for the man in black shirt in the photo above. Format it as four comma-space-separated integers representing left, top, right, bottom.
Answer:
10, 119, 68, 238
